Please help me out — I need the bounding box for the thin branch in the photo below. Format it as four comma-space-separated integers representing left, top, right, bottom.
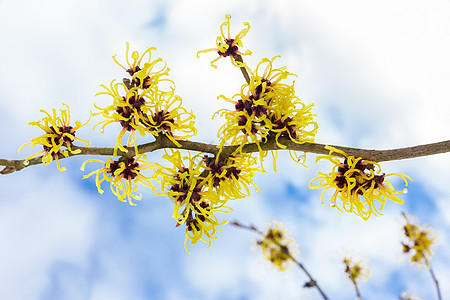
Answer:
426, 259, 442, 300
1, 136, 449, 174
289, 255, 329, 300
233, 54, 251, 84
231, 220, 329, 300
350, 278, 362, 300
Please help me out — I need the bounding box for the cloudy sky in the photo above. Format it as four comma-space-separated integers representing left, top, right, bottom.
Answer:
1, 0, 449, 299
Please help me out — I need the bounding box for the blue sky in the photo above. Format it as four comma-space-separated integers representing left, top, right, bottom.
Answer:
1, 0, 450, 299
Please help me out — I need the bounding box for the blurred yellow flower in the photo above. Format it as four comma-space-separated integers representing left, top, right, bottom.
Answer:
256, 221, 298, 271
309, 146, 411, 220
399, 291, 423, 300
197, 14, 252, 68
19, 104, 90, 171
343, 255, 370, 283
401, 213, 436, 266
81, 154, 154, 205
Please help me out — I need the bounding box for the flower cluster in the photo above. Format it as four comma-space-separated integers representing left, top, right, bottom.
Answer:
198, 16, 317, 164
19, 104, 90, 171
218, 57, 318, 173
310, 146, 411, 220
153, 149, 259, 251
81, 154, 154, 205
94, 43, 196, 156
217, 57, 317, 169
401, 213, 436, 266
255, 221, 298, 271
197, 14, 252, 68
16, 14, 424, 255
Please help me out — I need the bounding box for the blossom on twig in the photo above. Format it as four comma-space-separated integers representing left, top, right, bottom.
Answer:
401, 213, 436, 266
112, 42, 171, 90
255, 221, 298, 271
217, 57, 317, 170
93, 44, 196, 156
343, 255, 370, 283
342, 254, 370, 300
144, 88, 197, 147
81, 154, 155, 205
19, 104, 90, 171
197, 14, 252, 68
202, 153, 261, 201
153, 149, 230, 251
93, 81, 150, 156
309, 145, 411, 220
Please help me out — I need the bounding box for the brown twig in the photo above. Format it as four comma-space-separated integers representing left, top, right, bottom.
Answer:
233, 54, 251, 84
1, 136, 449, 174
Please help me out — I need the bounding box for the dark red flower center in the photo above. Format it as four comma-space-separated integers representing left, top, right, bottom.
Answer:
203, 155, 242, 187
218, 38, 239, 57
187, 202, 211, 231
108, 158, 140, 180
170, 168, 203, 203
333, 159, 385, 194
43, 126, 76, 155
151, 110, 175, 132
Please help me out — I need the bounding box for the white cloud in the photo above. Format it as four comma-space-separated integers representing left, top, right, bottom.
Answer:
0, 170, 97, 299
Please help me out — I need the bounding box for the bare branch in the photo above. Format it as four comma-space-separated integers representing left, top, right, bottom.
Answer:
426, 259, 442, 300
1, 136, 449, 174
233, 54, 251, 84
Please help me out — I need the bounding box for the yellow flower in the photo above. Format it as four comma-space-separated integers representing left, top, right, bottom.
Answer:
249, 56, 318, 149
81, 154, 154, 206
248, 56, 296, 99
93, 81, 150, 156
19, 104, 90, 171
342, 255, 370, 283
112, 42, 171, 90
216, 57, 317, 170
256, 221, 298, 271
144, 88, 197, 147
197, 14, 252, 68
94, 43, 197, 156
153, 151, 262, 252
152, 149, 230, 251
217, 87, 270, 152
202, 153, 261, 201
401, 213, 436, 266
154, 149, 205, 219
267, 91, 317, 149
309, 146, 411, 220
183, 201, 229, 252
